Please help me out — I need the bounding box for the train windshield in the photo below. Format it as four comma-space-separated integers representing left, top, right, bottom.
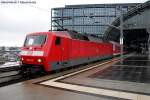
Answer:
24, 35, 47, 46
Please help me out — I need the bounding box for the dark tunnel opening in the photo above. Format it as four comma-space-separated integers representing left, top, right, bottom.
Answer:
123, 29, 149, 54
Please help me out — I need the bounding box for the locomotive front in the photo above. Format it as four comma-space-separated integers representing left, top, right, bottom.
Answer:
20, 32, 49, 73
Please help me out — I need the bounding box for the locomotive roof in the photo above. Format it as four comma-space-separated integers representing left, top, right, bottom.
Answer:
27, 31, 71, 38
50, 31, 72, 38
28, 31, 103, 43
51, 30, 89, 41
52, 30, 103, 43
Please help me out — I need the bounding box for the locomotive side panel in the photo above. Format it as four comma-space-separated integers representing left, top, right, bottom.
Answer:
48, 36, 71, 71
69, 39, 85, 66
69, 39, 113, 66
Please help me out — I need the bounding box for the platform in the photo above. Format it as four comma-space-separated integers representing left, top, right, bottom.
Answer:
0, 54, 150, 100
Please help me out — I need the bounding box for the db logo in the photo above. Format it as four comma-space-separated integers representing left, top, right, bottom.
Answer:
27, 59, 34, 62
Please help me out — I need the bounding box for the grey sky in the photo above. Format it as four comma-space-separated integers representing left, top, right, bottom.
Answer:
0, 0, 147, 46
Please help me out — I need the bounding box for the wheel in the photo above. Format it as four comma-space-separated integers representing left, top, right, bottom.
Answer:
19, 65, 31, 78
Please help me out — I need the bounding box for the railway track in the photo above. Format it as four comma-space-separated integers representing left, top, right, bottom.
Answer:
0, 63, 46, 87
0, 64, 23, 87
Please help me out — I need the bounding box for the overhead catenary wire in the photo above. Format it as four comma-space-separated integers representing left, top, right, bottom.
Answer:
24, 4, 51, 12
9, 0, 51, 12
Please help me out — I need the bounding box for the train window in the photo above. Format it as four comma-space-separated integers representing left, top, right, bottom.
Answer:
55, 37, 61, 45
24, 35, 47, 46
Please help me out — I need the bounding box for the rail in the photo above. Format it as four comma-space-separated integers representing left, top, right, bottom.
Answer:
0, 63, 21, 87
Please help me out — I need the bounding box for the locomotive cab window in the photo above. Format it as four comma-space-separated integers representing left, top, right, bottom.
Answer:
24, 35, 47, 46
55, 37, 61, 45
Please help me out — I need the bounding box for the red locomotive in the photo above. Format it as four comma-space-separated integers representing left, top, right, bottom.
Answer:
20, 30, 120, 73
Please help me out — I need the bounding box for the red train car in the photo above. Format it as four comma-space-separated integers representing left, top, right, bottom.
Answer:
20, 31, 120, 73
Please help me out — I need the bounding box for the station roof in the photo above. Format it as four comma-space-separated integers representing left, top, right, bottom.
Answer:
52, 3, 140, 10
104, 1, 150, 41
65, 3, 139, 8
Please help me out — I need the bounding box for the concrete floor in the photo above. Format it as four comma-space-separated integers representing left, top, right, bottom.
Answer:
59, 55, 150, 94
0, 83, 120, 100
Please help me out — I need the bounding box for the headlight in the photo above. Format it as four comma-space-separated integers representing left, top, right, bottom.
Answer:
37, 58, 42, 63
21, 58, 24, 61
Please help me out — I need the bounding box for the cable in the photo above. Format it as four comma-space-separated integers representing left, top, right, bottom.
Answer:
25, 4, 50, 12
10, 0, 51, 12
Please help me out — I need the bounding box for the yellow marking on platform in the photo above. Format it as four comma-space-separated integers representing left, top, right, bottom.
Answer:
41, 81, 146, 100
